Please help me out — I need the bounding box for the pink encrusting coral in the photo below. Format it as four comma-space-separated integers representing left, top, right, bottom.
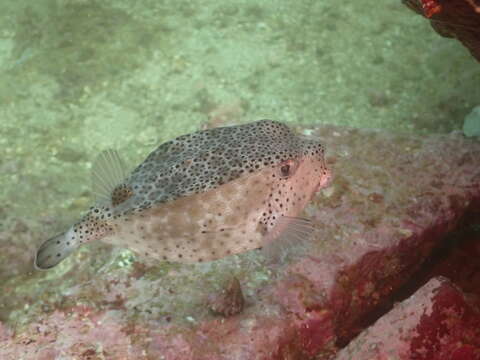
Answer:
0, 306, 145, 359
336, 277, 480, 360
0, 124, 479, 359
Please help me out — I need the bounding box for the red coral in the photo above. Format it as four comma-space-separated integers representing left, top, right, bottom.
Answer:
403, 0, 480, 62
421, 0, 443, 17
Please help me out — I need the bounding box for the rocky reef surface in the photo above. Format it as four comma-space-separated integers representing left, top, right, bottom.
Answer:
1, 124, 479, 359
337, 276, 480, 360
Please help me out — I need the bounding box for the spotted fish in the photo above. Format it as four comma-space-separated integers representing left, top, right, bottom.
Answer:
35, 120, 331, 270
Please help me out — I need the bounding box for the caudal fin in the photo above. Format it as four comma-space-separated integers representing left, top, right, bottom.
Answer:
34, 232, 76, 270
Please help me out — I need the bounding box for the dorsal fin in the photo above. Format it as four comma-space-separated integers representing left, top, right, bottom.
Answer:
91, 149, 129, 204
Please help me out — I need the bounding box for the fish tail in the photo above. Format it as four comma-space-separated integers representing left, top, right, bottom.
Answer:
34, 232, 77, 270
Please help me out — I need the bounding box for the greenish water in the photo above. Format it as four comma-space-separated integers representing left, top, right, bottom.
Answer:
0, 1, 478, 269
0, 3, 480, 354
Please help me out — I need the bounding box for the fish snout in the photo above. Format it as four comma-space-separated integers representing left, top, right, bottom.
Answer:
34, 232, 75, 270
312, 165, 332, 194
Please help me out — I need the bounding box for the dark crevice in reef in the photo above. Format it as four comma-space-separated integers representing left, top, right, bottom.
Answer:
339, 205, 480, 348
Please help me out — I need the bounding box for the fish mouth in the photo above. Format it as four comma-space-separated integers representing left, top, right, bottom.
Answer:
315, 168, 333, 193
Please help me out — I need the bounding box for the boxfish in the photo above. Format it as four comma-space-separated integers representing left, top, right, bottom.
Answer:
35, 120, 331, 270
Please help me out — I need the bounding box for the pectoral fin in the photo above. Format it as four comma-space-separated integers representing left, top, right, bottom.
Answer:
261, 216, 317, 263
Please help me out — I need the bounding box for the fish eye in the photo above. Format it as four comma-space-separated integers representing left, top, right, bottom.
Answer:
279, 159, 296, 178
281, 164, 290, 176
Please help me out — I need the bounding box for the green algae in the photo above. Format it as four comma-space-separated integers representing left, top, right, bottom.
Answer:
463, 106, 480, 137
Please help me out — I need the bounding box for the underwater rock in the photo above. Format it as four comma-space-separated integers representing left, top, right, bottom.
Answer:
1, 124, 480, 359
464, 105, 480, 137
208, 276, 245, 317
402, 0, 480, 62
336, 277, 480, 360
